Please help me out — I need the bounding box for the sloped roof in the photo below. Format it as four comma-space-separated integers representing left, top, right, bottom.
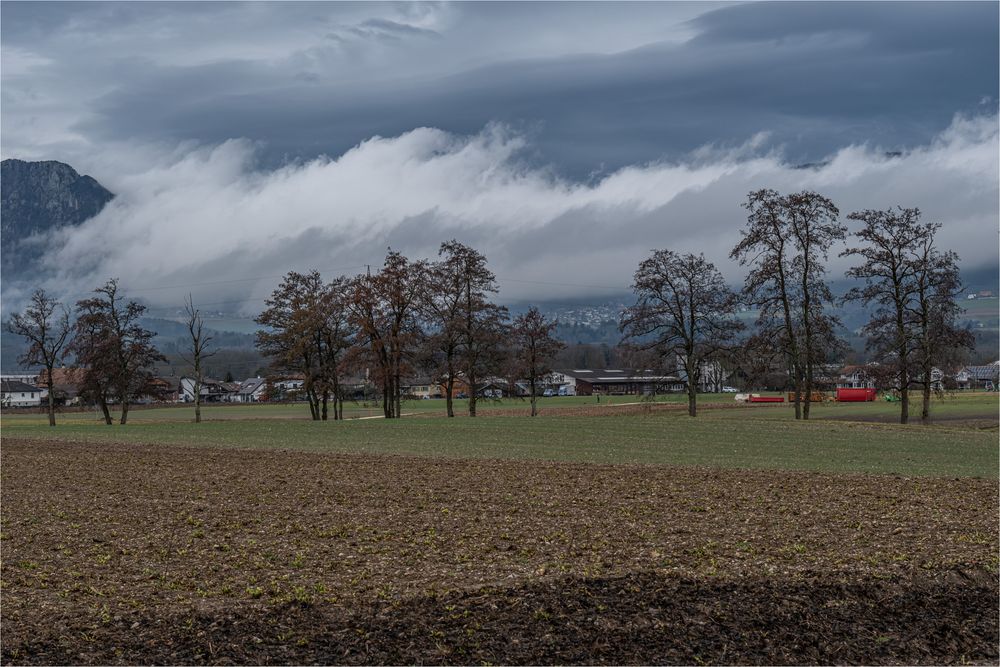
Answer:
240, 377, 267, 393
38, 367, 87, 387
1, 380, 39, 393
556, 369, 679, 383
964, 365, 1000, 381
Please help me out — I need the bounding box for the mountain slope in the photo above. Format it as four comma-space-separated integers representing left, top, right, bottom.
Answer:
1, 158, 114, 283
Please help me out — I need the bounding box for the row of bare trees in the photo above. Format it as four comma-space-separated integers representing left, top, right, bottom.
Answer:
253, 241, 565, 420
621, 189, 972, 423
7, 279, 164, 426
8, 198, 971, 428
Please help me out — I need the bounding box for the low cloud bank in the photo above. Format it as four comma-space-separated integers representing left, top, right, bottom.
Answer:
30, 113, 1000, 313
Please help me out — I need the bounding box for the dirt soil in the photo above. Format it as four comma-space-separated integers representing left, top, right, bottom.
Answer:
2, 440, 997, 665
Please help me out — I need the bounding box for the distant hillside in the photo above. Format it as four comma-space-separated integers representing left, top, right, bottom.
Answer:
1, 158, 114, 284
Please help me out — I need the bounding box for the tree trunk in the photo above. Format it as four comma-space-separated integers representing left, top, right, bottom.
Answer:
321, 390, 329, 421
194, 377, 202, 424
921, 380, 931, 424
383, 372, 393, 419
900, 386, 909, 424
898, 344, 909, 425
468, 373, 477, 417
921, 357, 932, 424
445, 375, 455, 418
687, 378, 697, 417
394, 367, 402, 418
332, 382, 340, 420
790, 357, 802, 420
119, 396, 130, 425
803, 361, 813, 420
529, 378, 537, 417
307, 387, 319, 421
98, 397, 112, 425
45, 372, 56, 427
899, 363, 910, 425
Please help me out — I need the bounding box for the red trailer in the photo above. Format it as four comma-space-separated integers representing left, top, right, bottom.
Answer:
748, 395, 785, 403
836, 387, 876, 402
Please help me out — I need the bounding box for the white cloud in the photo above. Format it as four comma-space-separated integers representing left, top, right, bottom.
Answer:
31, 113, 1000, 312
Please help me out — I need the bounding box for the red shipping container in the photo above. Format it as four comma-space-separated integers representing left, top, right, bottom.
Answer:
836, 388, 875, 402
749, 395, 785, 403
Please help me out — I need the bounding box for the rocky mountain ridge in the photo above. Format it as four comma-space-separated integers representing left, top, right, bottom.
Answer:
1, 158, 114, 283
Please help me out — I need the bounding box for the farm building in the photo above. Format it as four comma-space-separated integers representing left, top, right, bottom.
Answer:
955, 362, 999, 391
1, 379, 42, 407
554, 369, 681, 396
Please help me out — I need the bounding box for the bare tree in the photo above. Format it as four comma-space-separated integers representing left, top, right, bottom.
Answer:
842, 207, 930, 424
621, 250, 743, 417
732, 189, 845, 419
7, 289, 72, 426
182, 294, 216, 423
731, 189, 804, 416
784, 191, 846, 418
511, 307, 565, 416
70, 279, 165, 425
908, 227, 974, 422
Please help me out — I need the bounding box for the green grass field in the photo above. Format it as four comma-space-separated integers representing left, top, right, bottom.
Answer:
0, 393, 734, 423
3, 393, 996, 478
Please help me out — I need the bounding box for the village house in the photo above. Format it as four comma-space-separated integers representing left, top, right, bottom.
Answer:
403, 378, 445, 399
233, 377, 268, 403
179, 377, 240, 403
838, 365, 877, 389
35, 367, 88, 406
1, 379, 42, 407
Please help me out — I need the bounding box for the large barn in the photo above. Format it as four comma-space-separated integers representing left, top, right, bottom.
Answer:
551, 369, 681, 396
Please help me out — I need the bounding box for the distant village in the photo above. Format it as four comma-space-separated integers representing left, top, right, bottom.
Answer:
3, 358, 998, 409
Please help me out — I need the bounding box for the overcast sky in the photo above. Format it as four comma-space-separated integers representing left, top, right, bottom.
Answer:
2, 1, 997, 310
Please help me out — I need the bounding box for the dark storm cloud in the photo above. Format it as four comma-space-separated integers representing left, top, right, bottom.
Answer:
23, 1, 993, 177
1, 2, 996, 309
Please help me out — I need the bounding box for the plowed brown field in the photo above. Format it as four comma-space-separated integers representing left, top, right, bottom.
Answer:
2, 439, 997, 665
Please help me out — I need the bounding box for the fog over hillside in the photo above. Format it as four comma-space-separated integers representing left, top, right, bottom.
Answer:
1, 114, 994, 316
